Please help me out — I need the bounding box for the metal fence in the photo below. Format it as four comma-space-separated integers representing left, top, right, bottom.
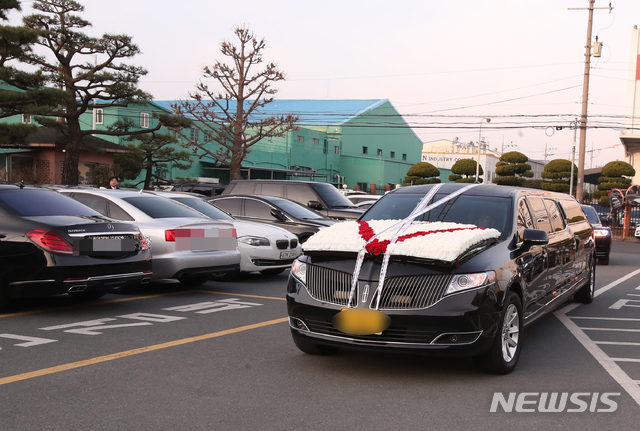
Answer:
588, 203, 639, 237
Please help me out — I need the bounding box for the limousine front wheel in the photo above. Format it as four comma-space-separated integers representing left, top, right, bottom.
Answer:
480, 291, 523, 375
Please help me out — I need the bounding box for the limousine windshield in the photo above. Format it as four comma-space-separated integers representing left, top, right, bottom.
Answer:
362, 193, 513, 241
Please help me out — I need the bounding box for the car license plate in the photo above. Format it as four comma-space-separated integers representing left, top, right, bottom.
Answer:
636, 226, 640, 237
280, 250, 300, 259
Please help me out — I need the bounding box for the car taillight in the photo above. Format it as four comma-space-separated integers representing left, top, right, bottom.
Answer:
26, 229, 73, 255
165, 230, 176, 242
140, 235, 149, 251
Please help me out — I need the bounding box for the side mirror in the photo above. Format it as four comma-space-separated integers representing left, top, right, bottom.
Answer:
521, 229, 548, 251
307, 200, 323, 211
270, 209, 287, 221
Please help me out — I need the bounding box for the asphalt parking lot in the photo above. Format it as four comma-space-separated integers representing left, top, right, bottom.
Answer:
1, 242, 640, 431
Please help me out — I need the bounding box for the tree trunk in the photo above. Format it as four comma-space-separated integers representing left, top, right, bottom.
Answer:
143, 156, 153, 189
61, 118, 83, 185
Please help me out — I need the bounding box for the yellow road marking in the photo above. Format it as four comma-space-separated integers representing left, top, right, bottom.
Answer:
0, 291, 195, 319
0, 317, 288, 386
198, 291, 286, 301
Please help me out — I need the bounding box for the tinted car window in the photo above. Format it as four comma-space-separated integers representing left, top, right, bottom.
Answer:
230, 182, 256, 194
0, 190, 100, 217
71, 193, 108, 216
560, 200, 586, 224
544, 199, 565, 232
362, 193, 511, 239
108, 201, 135, 221
172, 197, 233, 220
261, 183, 283, 197
582, 205, 601, 225
269, 198, 324, 219
517, 198, 535, 242
527, 197, 552, 233
308, 183, 355, 208
213, 198, 242, 215
122, 197, 205, 219
287, 184, 313, 204
245, 199, 273, 219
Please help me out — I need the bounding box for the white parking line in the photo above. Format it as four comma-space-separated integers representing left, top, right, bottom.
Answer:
571, 317, 640, 321
581, 327, 640, 333
555, 312, 640, 406
595, 269, 640, 298
595, 341, 640, 346
555, 268, 640, 407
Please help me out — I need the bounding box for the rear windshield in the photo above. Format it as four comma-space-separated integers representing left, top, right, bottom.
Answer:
308, 183, 356, 208
362, 193, 512, 240
270, 198, 324, 220
582, 206, 600, 225
122, 197, 205, 219
0, 189, 100, 217
171, 197, 233, 220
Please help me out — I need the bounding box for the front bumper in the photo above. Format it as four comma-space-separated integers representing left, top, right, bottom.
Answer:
238, 244, 302, 272
286, 274, 502, 357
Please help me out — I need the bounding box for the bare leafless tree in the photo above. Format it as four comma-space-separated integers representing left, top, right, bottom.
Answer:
174, 26, 298, 181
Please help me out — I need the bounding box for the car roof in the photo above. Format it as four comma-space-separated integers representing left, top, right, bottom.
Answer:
210, 194, 291, 204
393, 183, 575, 201
58, 188, 161, 198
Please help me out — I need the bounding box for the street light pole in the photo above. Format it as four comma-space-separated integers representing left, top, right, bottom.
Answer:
476, 118, 490, 182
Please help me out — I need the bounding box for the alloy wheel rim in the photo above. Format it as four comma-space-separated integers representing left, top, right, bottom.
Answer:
590, 263, 595, 297
501, 304, 519, 363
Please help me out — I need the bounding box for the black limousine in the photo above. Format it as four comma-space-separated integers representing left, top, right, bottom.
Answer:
287, 183, 595, 374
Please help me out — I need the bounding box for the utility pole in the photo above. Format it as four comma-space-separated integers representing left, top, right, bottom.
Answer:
544, 143, 557, 166
569, 0, 614, 203
569, 118, 578, 197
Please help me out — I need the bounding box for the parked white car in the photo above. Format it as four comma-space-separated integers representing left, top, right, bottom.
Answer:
59, 189, 241, 286
144, 191, 302, 280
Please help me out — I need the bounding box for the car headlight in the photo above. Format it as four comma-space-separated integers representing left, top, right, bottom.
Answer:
594, 229, 610, 237
291, 260, 306, 283
446, 271, 495, 295
238, 236, 270, 247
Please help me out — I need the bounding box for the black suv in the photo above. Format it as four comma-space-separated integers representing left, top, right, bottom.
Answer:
170, 182, 226, 197
222, 180, 363, 220
287, 184, 595, 374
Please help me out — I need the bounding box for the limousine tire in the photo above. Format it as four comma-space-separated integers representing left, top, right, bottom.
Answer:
479, 290, 523, 375
574, 259, 595, 304
291, 330, 341, 355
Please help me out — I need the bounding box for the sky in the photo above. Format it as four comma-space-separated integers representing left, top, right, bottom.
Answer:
10, 0, 640, 168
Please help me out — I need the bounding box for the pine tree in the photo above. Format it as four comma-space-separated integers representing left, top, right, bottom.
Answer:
21, 0, 183, 185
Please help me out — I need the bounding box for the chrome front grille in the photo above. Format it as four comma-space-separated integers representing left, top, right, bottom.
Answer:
378, 274, 453, 309
305, 265, 354, 306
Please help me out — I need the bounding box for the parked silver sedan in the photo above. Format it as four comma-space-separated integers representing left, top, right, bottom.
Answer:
144, 191, 302, 280
59, 189, 240, 286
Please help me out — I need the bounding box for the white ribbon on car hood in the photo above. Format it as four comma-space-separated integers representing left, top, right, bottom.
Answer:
346, 183, 481, 309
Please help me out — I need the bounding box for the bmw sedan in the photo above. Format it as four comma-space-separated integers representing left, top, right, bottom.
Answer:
0, 185, 151, 308
60, 189, 240, 286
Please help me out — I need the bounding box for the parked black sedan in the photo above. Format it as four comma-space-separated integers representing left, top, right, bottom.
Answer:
288, 184, 595, 374
582, 204, 612, 265
207, 195, 336, 243
0, 185, 151, 308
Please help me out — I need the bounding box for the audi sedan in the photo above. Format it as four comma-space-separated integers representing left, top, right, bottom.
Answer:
60, 189, 240, 286
144, 191, 302, 280
0, 185, 151, 308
